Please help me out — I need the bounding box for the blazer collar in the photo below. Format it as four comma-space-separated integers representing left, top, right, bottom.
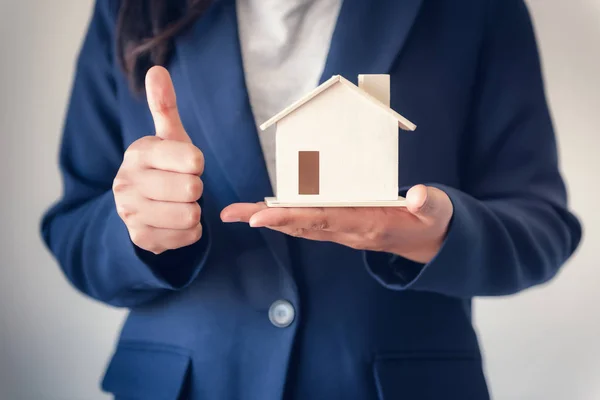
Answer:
174, 0, 422, 278
321, 0, 424, 84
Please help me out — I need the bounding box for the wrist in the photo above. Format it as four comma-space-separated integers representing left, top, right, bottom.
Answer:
391, 246, 439, 264
385, 233, 446, 265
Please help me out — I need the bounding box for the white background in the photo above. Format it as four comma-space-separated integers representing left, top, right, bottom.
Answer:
0, 1, 598, 399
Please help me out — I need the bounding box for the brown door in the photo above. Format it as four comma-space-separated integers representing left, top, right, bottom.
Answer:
298, 151, 320, 195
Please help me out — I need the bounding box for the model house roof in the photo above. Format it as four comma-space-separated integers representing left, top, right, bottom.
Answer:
259, 75, 416, 132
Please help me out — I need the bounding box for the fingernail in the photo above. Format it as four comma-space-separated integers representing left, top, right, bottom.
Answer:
222, 216, 241, 223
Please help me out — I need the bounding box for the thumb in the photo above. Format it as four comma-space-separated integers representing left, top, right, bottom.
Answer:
406, 184, 452, 221
145, 66, 191, 142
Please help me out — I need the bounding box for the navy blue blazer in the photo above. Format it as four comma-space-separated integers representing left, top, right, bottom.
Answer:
41, 0, 582, 399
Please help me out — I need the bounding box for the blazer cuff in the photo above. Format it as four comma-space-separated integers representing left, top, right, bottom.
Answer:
363, 184, 471, 292
105, 208, 211, 292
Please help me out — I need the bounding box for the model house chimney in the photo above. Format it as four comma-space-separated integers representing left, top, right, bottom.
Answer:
358, 74, 390, 107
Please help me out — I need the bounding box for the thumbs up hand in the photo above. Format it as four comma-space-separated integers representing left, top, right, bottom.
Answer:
113, 66, 205, 254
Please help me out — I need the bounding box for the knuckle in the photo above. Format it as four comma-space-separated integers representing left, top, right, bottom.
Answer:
188, 148, 205, 175
185, 177, 204, 201
364, 228, 390, 248
112, 175, 129, 194
154, 102, 176, 119
133, 230, 164, 254
291, 227, 307, 237
136, 135, 157, 145
188, 224, 203, 243
309, 219, 329, 231
183, 203, 202, 228
129, 228, 143, 245
116, 203, 135, 224
124, 136, 156, 165
124, 146, 144, 166
130, 228, 152, 250
364, 230, 382, 243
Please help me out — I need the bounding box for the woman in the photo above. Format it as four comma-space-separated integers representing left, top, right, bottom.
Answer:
41, 0, 582, 398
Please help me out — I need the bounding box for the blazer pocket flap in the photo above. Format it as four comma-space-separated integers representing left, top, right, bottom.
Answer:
374, 352, 489, 400
102, 341, 191, 399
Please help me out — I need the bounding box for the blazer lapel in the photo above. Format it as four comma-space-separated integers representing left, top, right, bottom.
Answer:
321, 0, 424, 85
174, 0, 293, 275
175, 0, 272, 203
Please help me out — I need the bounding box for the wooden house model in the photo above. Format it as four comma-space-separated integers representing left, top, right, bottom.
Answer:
260, 74, 416, 207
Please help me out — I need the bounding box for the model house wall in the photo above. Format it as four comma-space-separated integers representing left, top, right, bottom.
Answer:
275, 82, 399, 203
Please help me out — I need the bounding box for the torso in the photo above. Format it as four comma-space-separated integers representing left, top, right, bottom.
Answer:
111, 1, 490, 398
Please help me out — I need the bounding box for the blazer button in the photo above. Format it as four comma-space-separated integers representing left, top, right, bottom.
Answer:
269, 300, 295, 328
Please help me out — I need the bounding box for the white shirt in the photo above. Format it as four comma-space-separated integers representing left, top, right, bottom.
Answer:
236, 0, 343, 190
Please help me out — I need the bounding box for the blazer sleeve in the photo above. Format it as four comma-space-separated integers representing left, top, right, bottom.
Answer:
40, 0, 211, 308
364, 0, 582, 298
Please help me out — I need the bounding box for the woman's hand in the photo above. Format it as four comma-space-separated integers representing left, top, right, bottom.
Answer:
221, 185, 453, 264
113, 66, 205, 254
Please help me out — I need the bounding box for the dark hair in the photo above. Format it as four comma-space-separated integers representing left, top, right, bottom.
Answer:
116, 0, 212, 92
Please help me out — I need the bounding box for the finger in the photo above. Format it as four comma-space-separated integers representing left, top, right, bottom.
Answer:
248, 206, 386, 233
221, 202, 268, 223
266, 224, 339, 241
129, 224, 203, 254
117, 192, 201, 230
144, 139, 205, 175
248, 207, 329, 230
137, 169, 203, 202
145, 66, 190, 142
263, 224, 366, 249
406, 185, 452, 221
